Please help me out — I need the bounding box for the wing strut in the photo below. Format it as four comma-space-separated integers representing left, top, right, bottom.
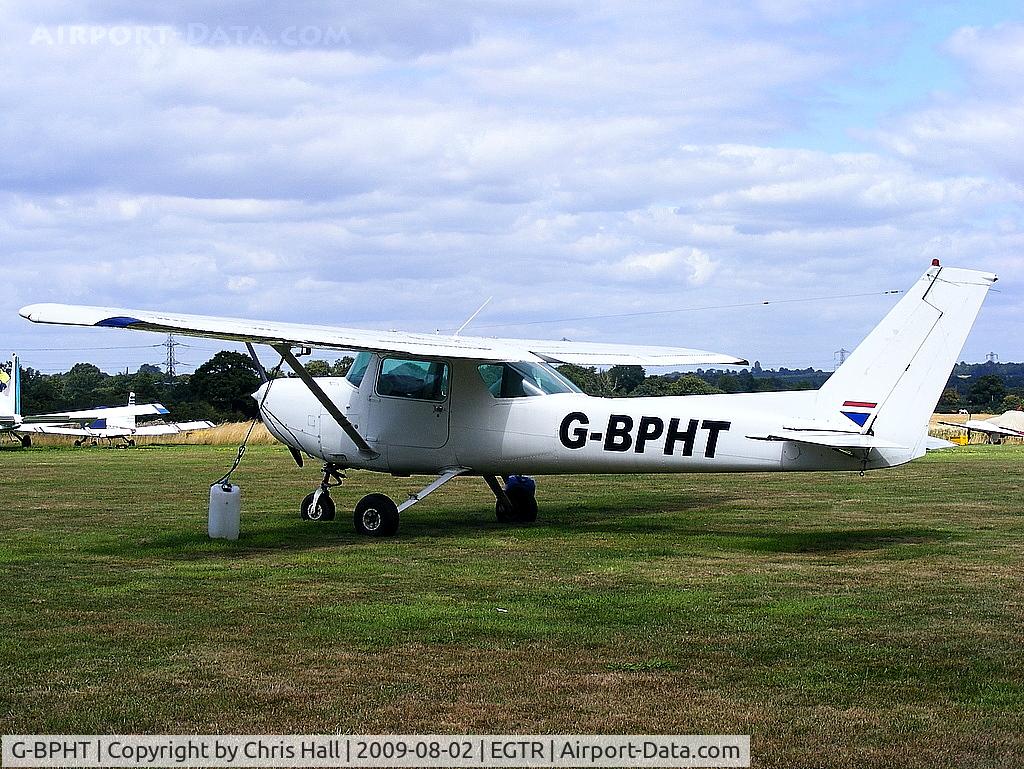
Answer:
273, 344, 379, 459
246, 342, 269, 384
397, 467, 469, 512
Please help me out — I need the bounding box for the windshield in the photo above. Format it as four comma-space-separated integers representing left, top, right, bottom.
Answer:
478, 362, 582, 398
346, 352, 372, 387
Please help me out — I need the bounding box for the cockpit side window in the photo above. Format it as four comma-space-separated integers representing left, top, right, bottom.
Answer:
477, 362, 582, 398
376, 357, 450, 401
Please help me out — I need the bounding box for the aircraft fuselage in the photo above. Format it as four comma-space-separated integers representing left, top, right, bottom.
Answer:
257, 356, 913, 478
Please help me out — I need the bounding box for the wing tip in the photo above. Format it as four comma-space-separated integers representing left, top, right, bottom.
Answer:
19, 303, 144, 329
19, 304, 46, 322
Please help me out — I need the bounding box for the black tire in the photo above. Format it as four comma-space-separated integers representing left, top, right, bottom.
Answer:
301, 491, 336, 522
20, 435, 32, 448
354, 493, 400, 537
507, 485, 538, 523
495, 497, 517, 523
495, 485, 538, 523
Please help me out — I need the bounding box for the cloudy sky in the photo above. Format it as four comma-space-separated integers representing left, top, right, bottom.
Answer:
2, 1, 1022, 374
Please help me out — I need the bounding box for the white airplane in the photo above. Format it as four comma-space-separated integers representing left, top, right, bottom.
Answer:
938, 410, 1024, 444
0, 354, 214, 447
20, 261, 996, 536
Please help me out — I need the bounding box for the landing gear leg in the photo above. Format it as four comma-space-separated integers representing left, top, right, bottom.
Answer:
353, 468, 468, 538
485, 475, 537, 523
301, 463, 343, 522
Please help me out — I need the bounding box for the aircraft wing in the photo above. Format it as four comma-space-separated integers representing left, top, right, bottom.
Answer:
16, 420, 214, 438
22, 403, 170, 425
936, 419, 1023, 437
15, 424, 131, 437
134, 421, 215, 436
19, 303, 747, 367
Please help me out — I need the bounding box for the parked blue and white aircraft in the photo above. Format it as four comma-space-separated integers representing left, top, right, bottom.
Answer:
0, 354, 214, 447
20, 262, 996, 535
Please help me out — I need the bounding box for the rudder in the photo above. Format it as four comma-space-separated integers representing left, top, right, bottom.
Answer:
815, 264, 997, 453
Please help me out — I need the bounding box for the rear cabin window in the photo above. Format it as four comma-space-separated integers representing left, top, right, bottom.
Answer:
346, 352, 372, 387
376, 358, 449, 401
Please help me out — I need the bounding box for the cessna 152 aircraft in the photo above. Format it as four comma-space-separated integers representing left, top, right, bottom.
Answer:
1, 354, 213, 446
20, 262, 996, 536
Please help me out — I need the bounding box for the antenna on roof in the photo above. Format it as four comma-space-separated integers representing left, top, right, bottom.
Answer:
454, 297, 493, 337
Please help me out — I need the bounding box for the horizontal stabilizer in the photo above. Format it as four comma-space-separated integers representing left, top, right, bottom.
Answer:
747, 430, 909, 451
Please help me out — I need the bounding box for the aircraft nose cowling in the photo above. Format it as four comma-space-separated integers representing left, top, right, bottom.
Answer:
255, 377, 323, 457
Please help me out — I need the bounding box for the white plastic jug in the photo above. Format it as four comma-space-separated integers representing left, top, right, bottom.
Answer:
208, 483, 241, 540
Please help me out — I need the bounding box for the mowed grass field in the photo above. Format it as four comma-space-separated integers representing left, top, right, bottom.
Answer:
1, 443, 1022, 768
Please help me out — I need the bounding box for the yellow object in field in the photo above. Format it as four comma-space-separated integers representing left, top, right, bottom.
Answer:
951, 435, 969, 446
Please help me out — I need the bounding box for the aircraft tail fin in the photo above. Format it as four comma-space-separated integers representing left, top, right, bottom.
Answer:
109, 392, 138, 430
815, 263, 997, 455
0, 353, 21, 420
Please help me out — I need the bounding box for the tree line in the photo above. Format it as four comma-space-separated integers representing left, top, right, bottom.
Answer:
19, 352, 353, 424
18, 353, 1022, 424
560, 361, 1022, 413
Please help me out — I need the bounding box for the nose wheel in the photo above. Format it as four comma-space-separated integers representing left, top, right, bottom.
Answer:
301, 490, 337, 521
300, 463, 344, 522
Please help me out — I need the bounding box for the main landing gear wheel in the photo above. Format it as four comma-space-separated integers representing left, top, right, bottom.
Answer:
20, 435, 32, 448
354, 493, 400, 537
490, 475, 538, 523
301, 491, 336, 521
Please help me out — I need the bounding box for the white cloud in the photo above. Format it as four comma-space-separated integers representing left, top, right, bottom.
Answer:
613, 247, 717, 285
873, 23, 1024, 184
0, 3, 1021, 371
226, 275, 258, 293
